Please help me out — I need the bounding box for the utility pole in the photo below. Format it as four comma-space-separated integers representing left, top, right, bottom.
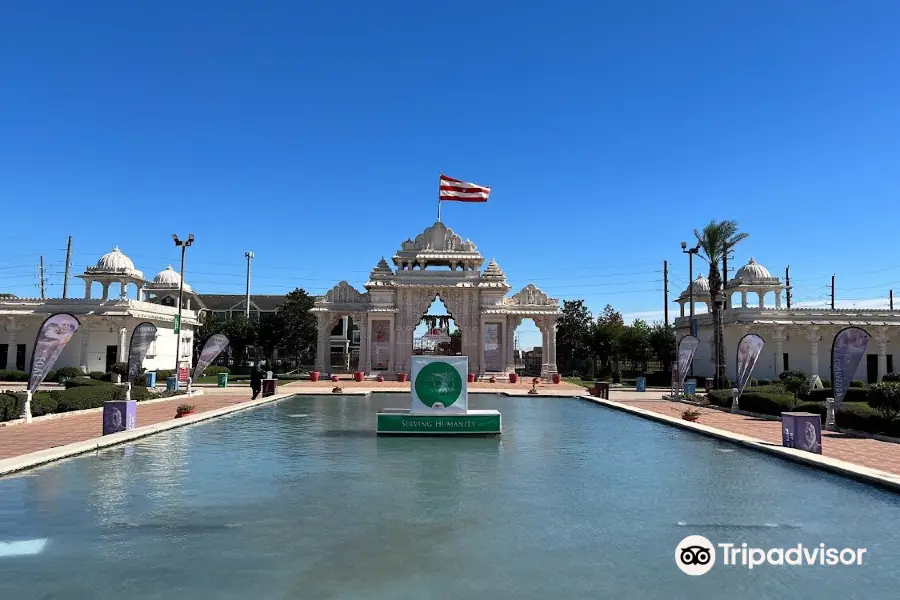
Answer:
785, 265, 791, 309
244, 251, 254, 318
663, 260, 669, 326
890, 289, 894, 311
62, 235, 72, 299
39, 255, 46, 299
831, 274, 836, 310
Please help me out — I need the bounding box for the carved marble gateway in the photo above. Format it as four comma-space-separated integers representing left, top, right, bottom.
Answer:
312, 221, 561, 378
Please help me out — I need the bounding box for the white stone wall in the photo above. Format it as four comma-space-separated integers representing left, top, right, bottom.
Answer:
1, 315, 193, 375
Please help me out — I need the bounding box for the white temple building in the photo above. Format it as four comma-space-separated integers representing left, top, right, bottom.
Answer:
312, 221, 562, 379
675, 257, 900, 384
1, 247, 198, 375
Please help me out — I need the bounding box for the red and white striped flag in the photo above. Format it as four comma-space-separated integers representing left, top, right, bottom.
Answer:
439, 174, 491, 203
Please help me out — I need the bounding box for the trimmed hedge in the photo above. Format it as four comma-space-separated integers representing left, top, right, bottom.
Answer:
706, 388, 900, 437
0, 369, 28, 382
0, 382, 173, 422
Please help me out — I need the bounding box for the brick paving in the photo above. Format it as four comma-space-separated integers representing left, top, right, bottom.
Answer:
612, 392, 900, 477
0, 389, 257, 461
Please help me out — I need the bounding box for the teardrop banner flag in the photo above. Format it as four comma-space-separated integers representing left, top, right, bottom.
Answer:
126, 322, 158, 383
28, 313, 81, 392
676, 335, 700, 384
192, 334, 230, 380
735, 333, 765, 398
832, 326, 870, 404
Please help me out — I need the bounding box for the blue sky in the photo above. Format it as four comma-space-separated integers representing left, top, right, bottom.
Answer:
2, 1, 900, 350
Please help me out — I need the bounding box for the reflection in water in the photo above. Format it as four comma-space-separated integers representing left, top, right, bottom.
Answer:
1, 394, 900, 600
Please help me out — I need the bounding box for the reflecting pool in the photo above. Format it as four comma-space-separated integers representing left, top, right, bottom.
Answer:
1, 393, 899, 599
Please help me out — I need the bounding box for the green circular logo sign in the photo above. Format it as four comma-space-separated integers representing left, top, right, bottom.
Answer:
414, 362, 463, 408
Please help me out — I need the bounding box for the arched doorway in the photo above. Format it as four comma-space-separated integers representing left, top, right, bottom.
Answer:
414, 297, 460, 357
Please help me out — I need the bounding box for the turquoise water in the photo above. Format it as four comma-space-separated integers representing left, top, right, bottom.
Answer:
1, 393, 899, 599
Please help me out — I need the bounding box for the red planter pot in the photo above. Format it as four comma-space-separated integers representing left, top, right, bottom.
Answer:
331, 375, 339, 382
489, 376, 496, 383
397, 373, 408, 383
552, 374, 561, 384
309, 371, 320, 382
376, 375, 384, 382
175, 411, 195, 419
354, 371, 364, 382
508, 373, 519, 384
467, 373, 476, 383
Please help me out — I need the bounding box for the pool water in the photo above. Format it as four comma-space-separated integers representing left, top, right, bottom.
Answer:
1, 393, 899, 599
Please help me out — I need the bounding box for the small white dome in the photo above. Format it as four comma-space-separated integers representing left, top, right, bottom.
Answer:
92, 246, 139, 275
151, 265, 190, 291
733, 257, 775, 284
682, 274, 710, 297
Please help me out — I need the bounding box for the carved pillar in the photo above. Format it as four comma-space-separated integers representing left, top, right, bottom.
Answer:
80, 326, 91, 373
876, 329, 889, 382
5, 317, 20, 370
807, 326, 820, 379
774, 290, 782, 309
506, 315, 521, 372
314, 313, 331, 373
119, 280, 128, 299
773, 327, 785, 377
356, 312, 370, 374
84, 279, 92, 299
757, 291, 765, 308
741, 291, 747, 308
117, 327, 128, 364
478, 316, 485, 374
548, 318, 558, 373
101, 282, 110, 301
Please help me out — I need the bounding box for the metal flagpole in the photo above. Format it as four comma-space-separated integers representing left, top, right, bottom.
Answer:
437, 172, 442, 222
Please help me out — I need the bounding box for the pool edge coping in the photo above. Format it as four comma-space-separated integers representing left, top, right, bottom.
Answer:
0, 392, 294, 478
579, 394, 900, 493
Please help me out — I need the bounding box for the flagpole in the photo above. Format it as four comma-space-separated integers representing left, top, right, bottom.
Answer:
437, 172, 442, 222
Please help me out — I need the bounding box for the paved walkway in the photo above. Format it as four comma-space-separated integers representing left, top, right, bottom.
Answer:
0, 389, 257, 460
612, 392, 900, 477
281, 379, 587, 393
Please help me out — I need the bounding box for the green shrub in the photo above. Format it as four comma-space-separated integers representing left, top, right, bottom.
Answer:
850, 380, 866, 388
198, 365, 229, 376
867, 382, 900, 422
821, 379, 832, 388
30, 392, 59, 417
45, 370, 57, 383
758, 379, 773, 386
109, 362, 128, 376
155, 369, 174, 381
64, 377, 108, 389
0, 369, 28, 382
55, 366, 84, 381
836, 403, 900, 437
53, 384, 123, 412
88, 371, 107, 380
805, 387, 868, 403
0, 393, 24, 421
882, 373, 900, 383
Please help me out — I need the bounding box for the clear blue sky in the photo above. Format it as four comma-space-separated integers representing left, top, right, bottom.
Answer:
2, 1, 900, 350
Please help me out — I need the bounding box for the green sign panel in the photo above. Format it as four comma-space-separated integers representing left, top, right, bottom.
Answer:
173, 315, 181, 334
377, 413, 501, 435
414, 361, 463, 408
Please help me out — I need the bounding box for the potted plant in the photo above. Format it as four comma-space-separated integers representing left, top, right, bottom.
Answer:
175, 404, 196, 418
551, 373, 561, 384
309, 371, 320, 382
331, 375, 339, 382
354, 371, 364, 382
332, 386, 343, 394
682, 408, 701, 422
508, 373, 519, 384
489, 376, 496, 383
376, 375, 384, 382
528, 378, 540, 395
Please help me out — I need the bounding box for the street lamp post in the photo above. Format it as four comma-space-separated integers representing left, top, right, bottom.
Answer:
714, 291, 725, 389
172, 233, 195, 376
681, 241, 701, 377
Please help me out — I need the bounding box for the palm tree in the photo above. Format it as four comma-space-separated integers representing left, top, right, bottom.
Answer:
694, 220, 749, 388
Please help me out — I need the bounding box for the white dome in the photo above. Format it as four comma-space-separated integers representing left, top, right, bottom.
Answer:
682, 274, 710, 297
733, 257, 775, 284
151, 265, 190, 291
96, 246, 135, 271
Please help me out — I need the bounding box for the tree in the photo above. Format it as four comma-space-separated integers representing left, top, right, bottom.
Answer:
276, 288, 317, 366
257, 311, 286, 365
223, 314, 258, 367
620, 319, 652, 373
867, 382, 900, 422
648, 321, 676, 373
780, 369, 809, 408
694, 220, 749, 389
591, 306, 624, 378
556, 299, 593, 375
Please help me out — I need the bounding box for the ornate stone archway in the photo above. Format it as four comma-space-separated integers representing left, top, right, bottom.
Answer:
312, 222, 561, 379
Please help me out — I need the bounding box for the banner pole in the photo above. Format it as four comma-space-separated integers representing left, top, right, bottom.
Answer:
23, 390, 32, 423
437, 172, 442, 222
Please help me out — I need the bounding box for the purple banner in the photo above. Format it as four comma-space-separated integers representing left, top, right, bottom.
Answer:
127, 322, 158, 383
735, 333, 765, 397
676, 335, 700, 384
192, 334, 230, 380
832, 326, 870, 404
28, 313, 81, 392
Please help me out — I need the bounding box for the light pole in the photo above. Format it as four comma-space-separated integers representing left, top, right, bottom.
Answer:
681, 240, 701, 377
244, 251, 254, 318
172, 233, 195, 375
714, 291, 725, 389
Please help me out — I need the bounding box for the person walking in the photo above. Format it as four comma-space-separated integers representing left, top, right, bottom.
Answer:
250, 364, 264, 400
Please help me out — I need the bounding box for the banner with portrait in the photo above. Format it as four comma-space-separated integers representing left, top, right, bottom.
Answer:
735, 333, 765, 397
832, 326, 870, 404
676, 335, 700, 384
126, 322, 158, 383
372, 320, 391, 370
28, 313, 81, 392
192, 333, 230, 380
483, 323, 502, 372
